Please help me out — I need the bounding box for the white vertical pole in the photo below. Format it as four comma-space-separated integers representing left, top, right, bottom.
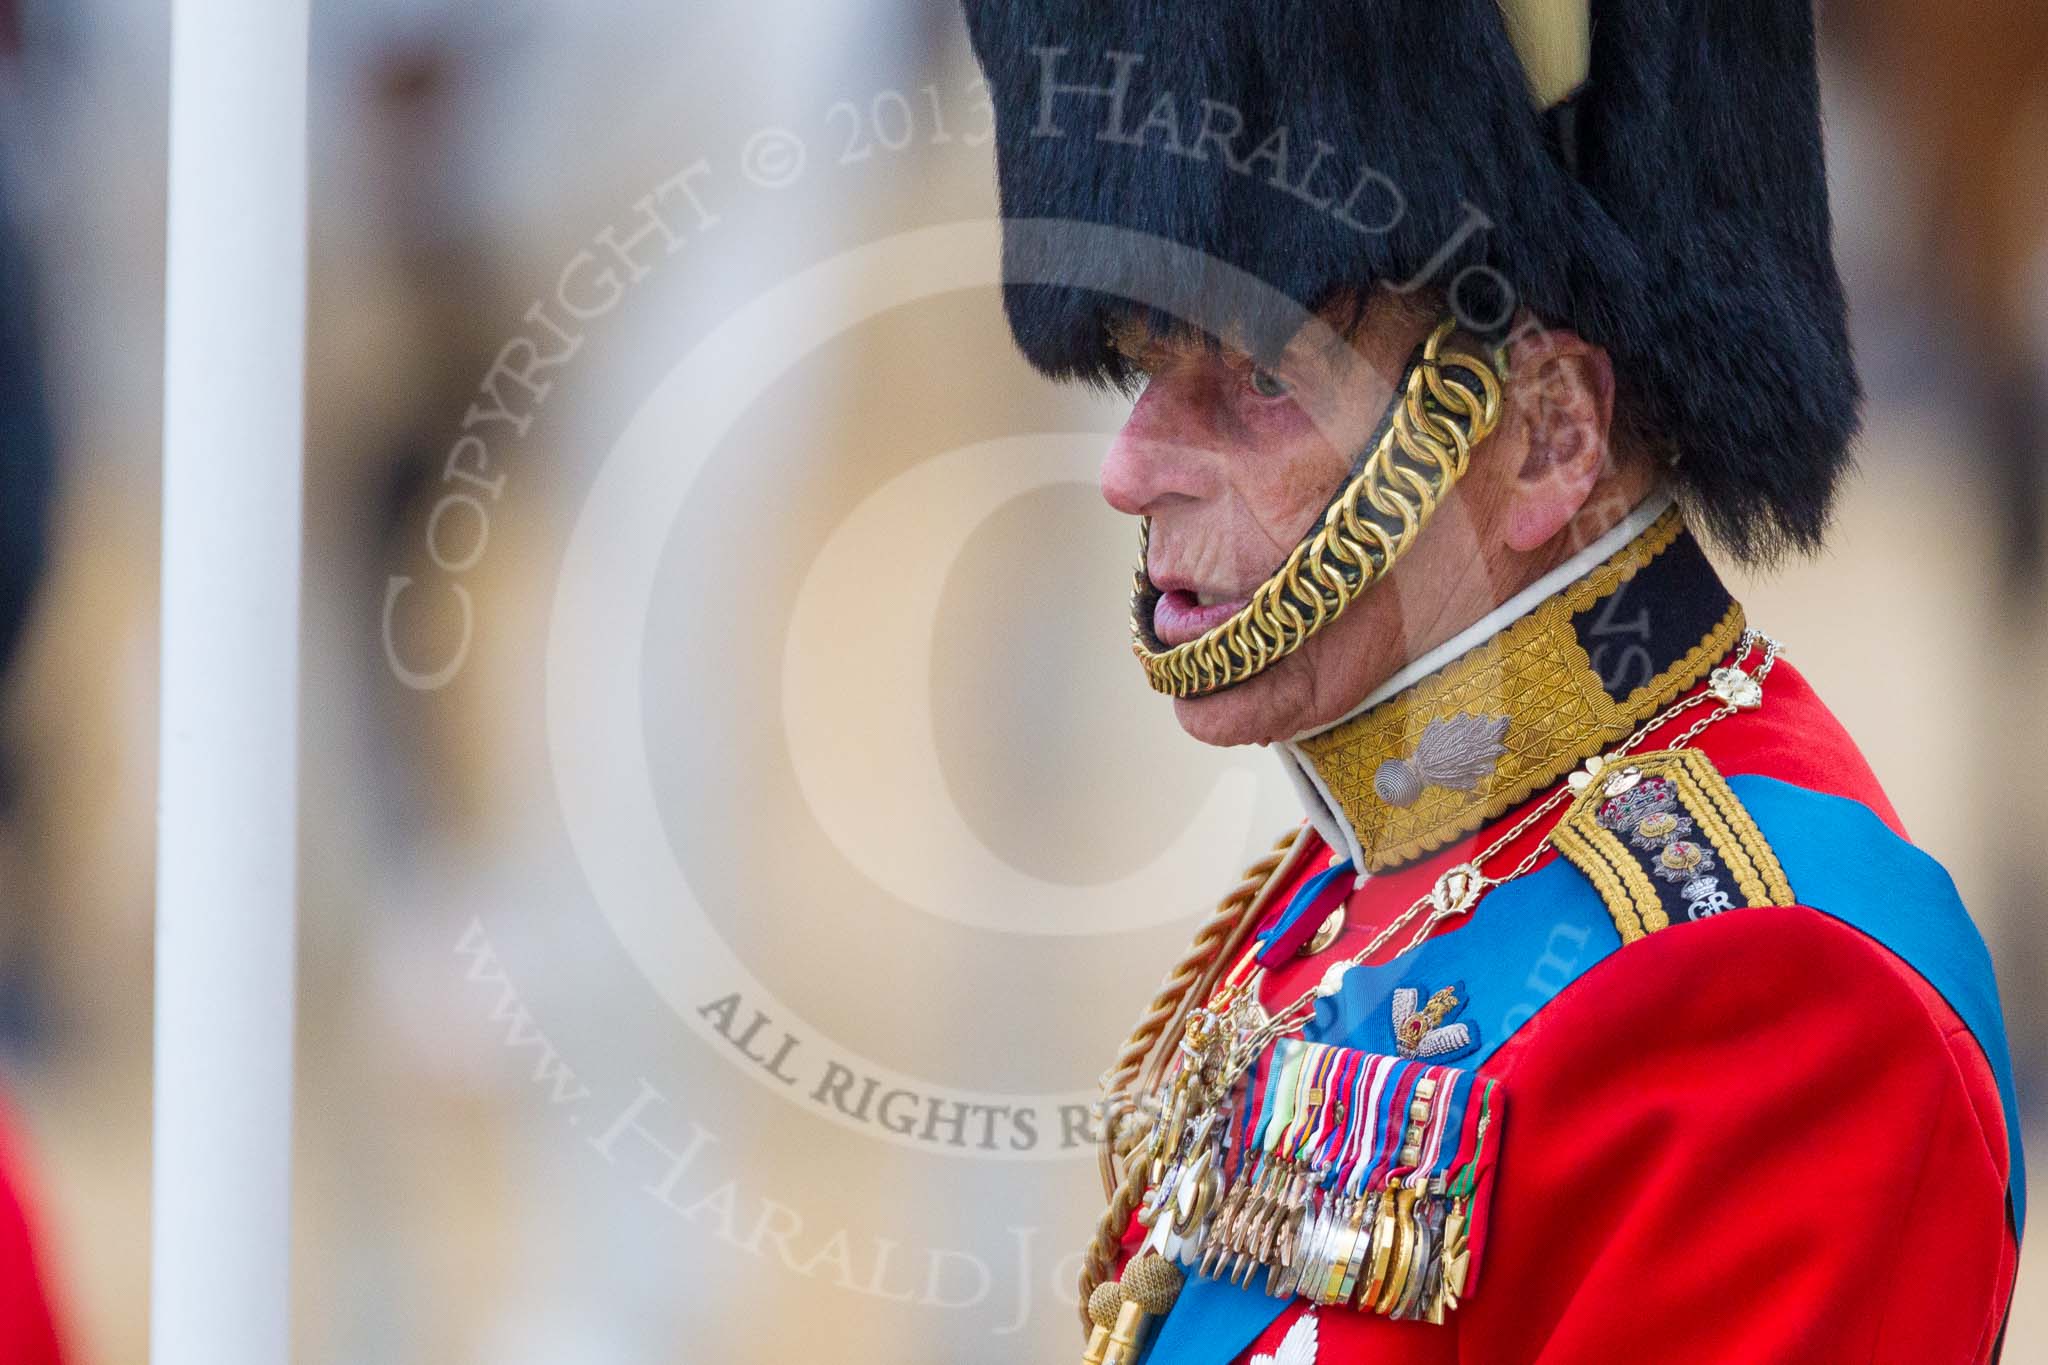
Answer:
153, 1, 307, 1361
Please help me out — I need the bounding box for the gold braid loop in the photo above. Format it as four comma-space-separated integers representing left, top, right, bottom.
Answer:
1131, 318, 1507, 698
1077, 826, 1303, 1331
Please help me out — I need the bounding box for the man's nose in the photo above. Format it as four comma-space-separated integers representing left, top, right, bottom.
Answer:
1100, 380, 1215, 518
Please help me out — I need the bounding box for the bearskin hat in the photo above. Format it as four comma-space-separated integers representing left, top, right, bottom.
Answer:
961, 0, 1859, 560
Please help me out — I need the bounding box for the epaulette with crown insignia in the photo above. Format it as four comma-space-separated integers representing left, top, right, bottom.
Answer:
1550, 748, 1796, 943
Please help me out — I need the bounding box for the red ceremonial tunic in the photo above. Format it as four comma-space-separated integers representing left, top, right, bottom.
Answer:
1127, 658, 2018, 1364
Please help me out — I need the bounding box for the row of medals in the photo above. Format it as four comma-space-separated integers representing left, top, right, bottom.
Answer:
1131, 999, 1473, 1325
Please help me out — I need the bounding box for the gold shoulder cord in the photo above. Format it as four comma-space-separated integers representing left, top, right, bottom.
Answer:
1078, 828, 1304, 1327
1131, 318, 1508, 699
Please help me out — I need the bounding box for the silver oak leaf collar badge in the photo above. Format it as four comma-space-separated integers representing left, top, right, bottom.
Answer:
1373, 713, 1511, 808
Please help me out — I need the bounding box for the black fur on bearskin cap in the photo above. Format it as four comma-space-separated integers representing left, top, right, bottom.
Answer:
961, 0, 1860, 561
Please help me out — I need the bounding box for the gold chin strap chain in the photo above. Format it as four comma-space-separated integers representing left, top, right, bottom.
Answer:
1130, 317, 1508, 699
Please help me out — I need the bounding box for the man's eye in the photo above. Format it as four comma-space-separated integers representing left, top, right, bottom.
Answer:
1248, 367, 1291, 399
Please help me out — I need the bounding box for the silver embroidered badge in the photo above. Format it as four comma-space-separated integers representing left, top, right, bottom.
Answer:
1373, 713, 1511, 808
1391, 985, 1477, 1060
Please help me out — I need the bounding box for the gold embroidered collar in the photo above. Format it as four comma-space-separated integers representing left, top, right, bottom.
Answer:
1283, 508, 1743, 873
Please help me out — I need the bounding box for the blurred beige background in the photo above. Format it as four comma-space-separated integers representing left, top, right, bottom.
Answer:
0, 1, 2041, 1361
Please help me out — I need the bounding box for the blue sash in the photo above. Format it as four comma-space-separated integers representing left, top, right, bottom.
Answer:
1142, 776, 2022, 1364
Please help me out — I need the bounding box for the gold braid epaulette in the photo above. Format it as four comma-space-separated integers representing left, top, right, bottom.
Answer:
1077, 826, 1306, 1332
1131, 319, 1507, 699
1550, 747, 1795, 943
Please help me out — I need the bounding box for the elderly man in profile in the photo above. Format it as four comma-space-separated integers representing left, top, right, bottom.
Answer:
961, 0, 2024, 1361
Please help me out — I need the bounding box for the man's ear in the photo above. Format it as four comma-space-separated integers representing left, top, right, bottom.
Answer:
1498, 325, 1616, 553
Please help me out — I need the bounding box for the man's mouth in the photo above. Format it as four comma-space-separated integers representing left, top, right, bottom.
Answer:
1152, 587, 1252, 647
